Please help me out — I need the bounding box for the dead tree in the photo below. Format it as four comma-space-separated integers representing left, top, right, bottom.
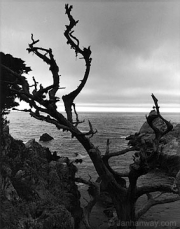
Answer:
1, 4, 180, 229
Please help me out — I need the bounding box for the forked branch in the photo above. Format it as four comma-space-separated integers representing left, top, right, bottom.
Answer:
136, 194, 180, 220
27, 34, 60, 104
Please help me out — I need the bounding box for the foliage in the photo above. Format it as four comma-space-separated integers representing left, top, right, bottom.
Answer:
0, 52, 31, 115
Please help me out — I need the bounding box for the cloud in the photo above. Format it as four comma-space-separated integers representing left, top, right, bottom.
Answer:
1, 1, 180, 111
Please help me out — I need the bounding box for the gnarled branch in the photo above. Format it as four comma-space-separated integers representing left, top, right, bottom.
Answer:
29, 111, 70, 132
27, 34, 60, 105
63, 4, 92, 123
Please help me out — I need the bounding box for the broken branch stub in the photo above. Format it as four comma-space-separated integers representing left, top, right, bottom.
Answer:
146, 94, 173, 153
147, 94, 173, 137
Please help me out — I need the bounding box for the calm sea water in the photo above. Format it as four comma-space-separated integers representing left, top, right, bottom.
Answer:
8, 111, 180, 180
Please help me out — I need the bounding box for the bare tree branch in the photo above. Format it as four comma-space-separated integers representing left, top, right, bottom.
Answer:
31, 76, 38, 90
136, 184, 178, 199
29, 111, 70, 132
80, 120, 97, 138
75, 177, 100, 229
2, 63, 57, 111
63, 4, 92, 123
12, 108, 31, 113
27, 34, 60, 105
105, 139, 110, 155
136, 194, 180, 220
103, 147, 136, 161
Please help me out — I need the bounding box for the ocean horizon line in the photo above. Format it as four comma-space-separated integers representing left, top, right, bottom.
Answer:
9, 110, 180, 114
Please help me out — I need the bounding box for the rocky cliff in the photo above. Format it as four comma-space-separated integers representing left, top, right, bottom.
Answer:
1, 125, 82, 229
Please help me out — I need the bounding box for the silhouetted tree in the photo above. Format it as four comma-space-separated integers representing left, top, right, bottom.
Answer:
1, 5, 180, 229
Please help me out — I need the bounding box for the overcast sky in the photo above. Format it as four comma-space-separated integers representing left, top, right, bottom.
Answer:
1, 0, 180, 112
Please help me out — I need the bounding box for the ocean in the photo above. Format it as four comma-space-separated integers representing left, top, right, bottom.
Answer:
8, 111, 180, 181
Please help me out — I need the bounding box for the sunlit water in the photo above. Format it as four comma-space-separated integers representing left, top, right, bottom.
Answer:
8, 111, 180, 181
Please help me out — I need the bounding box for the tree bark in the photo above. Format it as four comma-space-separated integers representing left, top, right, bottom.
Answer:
111, 194, 136, 229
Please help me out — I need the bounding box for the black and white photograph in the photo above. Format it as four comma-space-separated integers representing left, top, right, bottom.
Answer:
1, 0, 180, 228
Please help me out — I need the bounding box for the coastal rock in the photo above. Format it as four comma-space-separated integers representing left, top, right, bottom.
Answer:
18, 201, 74, 229
127, 111, 180, 177
161, 124, 180, 155
1, 124, 82, 229
1, 166, 19, 201
39, 133, 54, 142
139, 110, 167, 134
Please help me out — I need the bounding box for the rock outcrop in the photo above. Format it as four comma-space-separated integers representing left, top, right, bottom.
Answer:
39, 133, 54, 142
1, 125, 82, 229
127, 111, 180, 177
